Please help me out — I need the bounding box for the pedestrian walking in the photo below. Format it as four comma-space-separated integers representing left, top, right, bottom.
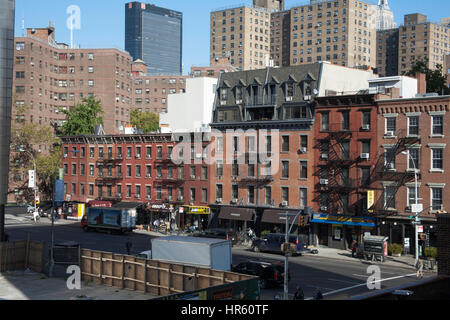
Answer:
415, 258, 424, 279
125, 238, 133, 256
294, 286, 305, 300
351, 240, 357, 258
313, 288, 324, 300
33, 210, 40, 223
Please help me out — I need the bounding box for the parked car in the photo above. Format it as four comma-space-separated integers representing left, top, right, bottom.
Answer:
192, 228, 237, 245
232, 261, 288, 289
252, 233, 308, 256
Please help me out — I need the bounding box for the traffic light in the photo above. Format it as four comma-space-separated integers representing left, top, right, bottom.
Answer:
298, 216, 304, 227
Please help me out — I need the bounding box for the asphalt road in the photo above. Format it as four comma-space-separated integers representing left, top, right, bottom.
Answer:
4, 215, 430, 300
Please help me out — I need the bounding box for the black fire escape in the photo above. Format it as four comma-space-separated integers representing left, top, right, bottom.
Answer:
371, 129, 421, 216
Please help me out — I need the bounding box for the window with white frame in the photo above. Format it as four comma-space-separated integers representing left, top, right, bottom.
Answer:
384, 147, 396, 169
432, 115, 444, 135
300, 188, 307, 208
385, 117, 396, 135
431, 188, 443, 211
431, 148, 443, 170
408, 148, 420, 170
408, 116, 419, 136
407, 187, 417, 207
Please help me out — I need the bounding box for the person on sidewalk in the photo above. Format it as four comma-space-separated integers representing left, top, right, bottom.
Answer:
415, 258, 424, 279
125, 238, 133, 256
294, 286, 305, 300
350, 240, 357, 258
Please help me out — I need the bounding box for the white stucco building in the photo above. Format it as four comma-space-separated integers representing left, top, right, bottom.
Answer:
160, 77, 218, 133
368, 76, 418, 99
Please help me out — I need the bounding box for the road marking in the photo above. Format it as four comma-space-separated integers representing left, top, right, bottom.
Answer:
328, 278, 361, 285
305, 273, 417, 300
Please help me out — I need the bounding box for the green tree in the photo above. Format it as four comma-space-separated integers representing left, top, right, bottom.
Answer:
9, 104, 60, 202
130, 110, 160, 133
406, 59, 450, 95
60, 96, 104, 136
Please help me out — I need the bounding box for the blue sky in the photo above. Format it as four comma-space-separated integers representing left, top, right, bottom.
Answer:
14, 0, 450, 75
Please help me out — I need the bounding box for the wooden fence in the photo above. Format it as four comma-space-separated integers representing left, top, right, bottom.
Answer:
81, 249, 254, 297
0, 238, 44, 273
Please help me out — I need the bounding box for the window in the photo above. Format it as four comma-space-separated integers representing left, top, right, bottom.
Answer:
282, 136, 289, 152
282, 161, 289, 178
300, 188, 307, 208
408, 116, 419, 136
281, 187, 289, 203
341, 111, 350, 130
216, 185, 223, 199
431, 188, 443, 211
232, 185, 239, 200
232, 160, 239, 177
156, 186, 162, 200
407, 187, 417, 207
361, 141, 371, 156
202, 189, 207, 203
146, 146, 152, 159
321, 113, 329, 131
361, 167, 371, 186
300, 161, 308, 179
408, 149, 420, 170
386, 117, 396, 135
384, 186, 396, 209
431, 149, 443, 170
432, 115, 444, 135
264, 186, 272, 205
248, 186, 255, 204
216, 160, 223, 177
385, 147, 396, 170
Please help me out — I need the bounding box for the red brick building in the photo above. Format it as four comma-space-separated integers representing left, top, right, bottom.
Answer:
60, 133, 211, 230
376, 95, 450, 255
313, 94, 379, 249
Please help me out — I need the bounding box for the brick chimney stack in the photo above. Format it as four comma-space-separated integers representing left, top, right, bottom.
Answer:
416, 73, 427, 94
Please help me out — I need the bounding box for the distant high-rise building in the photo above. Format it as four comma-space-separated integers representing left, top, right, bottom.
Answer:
377, 13, 450, 76
376, 0, 396, 31
125, 2, 183, 75
254, 0, 284, 12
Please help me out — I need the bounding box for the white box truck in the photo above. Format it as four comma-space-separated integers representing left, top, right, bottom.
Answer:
150, 236, 232, 271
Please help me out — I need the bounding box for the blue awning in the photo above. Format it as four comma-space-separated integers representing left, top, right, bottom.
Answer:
311, 213, 376, 228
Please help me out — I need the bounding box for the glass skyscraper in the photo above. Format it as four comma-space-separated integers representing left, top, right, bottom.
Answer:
125, 2, 183, 75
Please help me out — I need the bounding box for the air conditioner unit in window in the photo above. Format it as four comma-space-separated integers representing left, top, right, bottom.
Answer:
216, 198, 223, 204
385, 131, 394, 137
220, 100, 227, 105
320, 179, 329, 185
304, 95, 311, 101
190, 175, 196, 180
178, 196, 184, 201
281, 201, 289, 207
360, 153, 370, 160
320, 206, 328, 211
231, 199, 238, 204
300, 147, 308, 154
320, 154, 329, 160
362, 124, 370, 130
286, 96, 293, 102
116, 193, 122, 198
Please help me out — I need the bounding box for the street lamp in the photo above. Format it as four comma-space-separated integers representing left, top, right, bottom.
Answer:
20, 148, 38, 214
401, 151, 420, 265
279, 207, 312, 301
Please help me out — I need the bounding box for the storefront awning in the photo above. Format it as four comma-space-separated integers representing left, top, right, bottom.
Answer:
311, 213, 376, 228
261, 209, 300, 225
218, 207, 255, 222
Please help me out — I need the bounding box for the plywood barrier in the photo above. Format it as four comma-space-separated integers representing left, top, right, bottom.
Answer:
80, 249, 254, 297
0, 239, 44, 273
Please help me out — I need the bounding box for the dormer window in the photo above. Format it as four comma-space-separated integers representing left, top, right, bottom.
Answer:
235, 86, 243, 104
220, 88, 228, 105
286, 83, 294, 101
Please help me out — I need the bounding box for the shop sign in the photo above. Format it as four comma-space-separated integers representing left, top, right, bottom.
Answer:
185, 206, 211, 215
417, 225, 424, 233
367, 190, 375, 213
311, 214, 376, 227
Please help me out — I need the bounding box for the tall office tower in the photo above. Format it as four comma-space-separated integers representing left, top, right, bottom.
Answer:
211, 5, 272, 71
0, 0, 14, 241
288, 0, 377, 69
397, 14, 450, 75
376, 0, 396, 31
125, 2, 183, 75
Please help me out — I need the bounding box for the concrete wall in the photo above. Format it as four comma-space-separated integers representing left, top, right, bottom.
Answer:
369, 76, 418, 99
162, 77, 217, 133
318, 62, 376, 97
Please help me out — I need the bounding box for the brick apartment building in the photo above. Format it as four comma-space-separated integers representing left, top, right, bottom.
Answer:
312, 94, 379, 249
446, 54, 450, 88
375, 94, 450, 255
190, 57, 236, 78
60, 132, 212, 230
377, 14, 450, 77
13, 26, 133, 134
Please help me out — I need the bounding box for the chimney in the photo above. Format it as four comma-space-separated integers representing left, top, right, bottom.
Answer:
416, 73, 426, 94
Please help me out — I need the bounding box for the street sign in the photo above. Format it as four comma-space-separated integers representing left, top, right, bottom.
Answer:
417, 225, 424, 233
411, 204, 423, 214
28, 170, 35, 188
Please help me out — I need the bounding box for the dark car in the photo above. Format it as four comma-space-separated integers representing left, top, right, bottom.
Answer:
192, 228, 237, 245
232, 261, 288, 289
252, 233, 308, 256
